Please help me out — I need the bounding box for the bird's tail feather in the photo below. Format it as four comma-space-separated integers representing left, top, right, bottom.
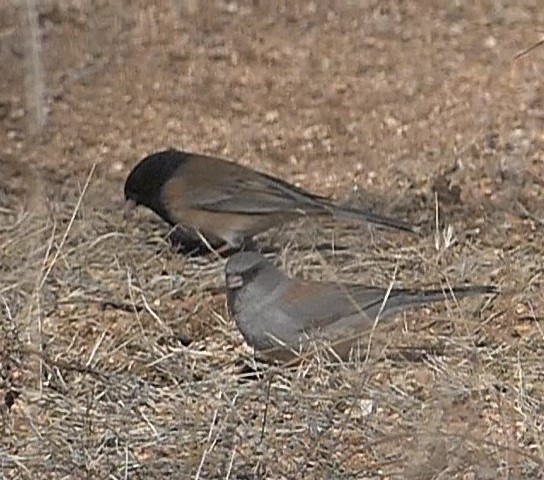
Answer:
327, 203, 419, 234
379, 285, 499, 317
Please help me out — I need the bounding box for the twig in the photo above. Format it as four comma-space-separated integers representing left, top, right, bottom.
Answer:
514, 37, 544, 60
16, 346, 107, 378
515, 200, 544, 227
39, 163, 96, 290
24, 0, 47, 134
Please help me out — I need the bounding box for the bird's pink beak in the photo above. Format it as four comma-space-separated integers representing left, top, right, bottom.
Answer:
226, 274, 243, 289
123, 199, 137, 220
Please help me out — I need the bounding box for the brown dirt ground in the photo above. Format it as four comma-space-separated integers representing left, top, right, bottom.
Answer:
1, 1, 543, 478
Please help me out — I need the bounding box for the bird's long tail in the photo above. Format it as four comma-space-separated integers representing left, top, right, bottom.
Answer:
325, 202, 419, 234
378, 285, 499, 318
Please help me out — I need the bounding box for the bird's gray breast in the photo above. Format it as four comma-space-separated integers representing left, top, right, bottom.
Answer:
231, 281, 302, 351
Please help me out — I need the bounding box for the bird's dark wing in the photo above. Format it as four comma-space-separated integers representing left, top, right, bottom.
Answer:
163, 153, 417, 233
174, 156, 328, 214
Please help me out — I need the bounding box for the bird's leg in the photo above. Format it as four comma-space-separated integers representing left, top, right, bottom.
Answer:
204, 237, 265, 258
240, 237, 260, 252
168, 227, 217, 256
190, 229, 242, 259
211, 242, 239, 257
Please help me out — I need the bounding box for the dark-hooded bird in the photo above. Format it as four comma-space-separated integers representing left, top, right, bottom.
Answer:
123, 149, 418, 252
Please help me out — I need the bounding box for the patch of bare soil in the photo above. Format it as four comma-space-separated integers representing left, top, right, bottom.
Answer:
1, 1, 543, 478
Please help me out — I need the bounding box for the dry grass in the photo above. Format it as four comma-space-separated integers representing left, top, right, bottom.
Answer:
1, 187, 542, 478
1, 1, 544, 479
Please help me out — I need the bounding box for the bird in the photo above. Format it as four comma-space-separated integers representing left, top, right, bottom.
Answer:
123, 149, 418, 253
224, 252, 498, 362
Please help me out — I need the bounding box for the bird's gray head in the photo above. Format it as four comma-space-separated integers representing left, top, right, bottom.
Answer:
224, 252, 278, 290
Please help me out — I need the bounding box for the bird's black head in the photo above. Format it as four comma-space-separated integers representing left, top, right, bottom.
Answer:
123, 149, 187, 222
224, 252, 276, 291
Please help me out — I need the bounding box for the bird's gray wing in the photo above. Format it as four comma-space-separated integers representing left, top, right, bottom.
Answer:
277, 281, 388, 333
323, 283, 498, 333
278, 282, 495, 333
